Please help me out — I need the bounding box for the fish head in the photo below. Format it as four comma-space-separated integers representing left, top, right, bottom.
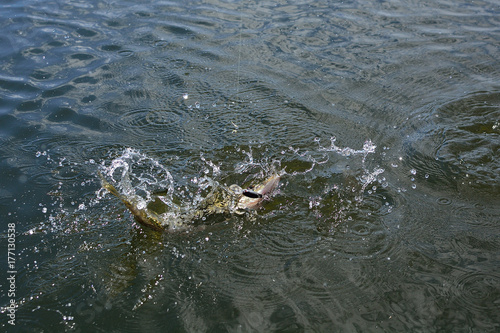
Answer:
236, 174, 280, 210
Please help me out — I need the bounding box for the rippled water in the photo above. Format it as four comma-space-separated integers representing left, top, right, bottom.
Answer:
1, 0, 499, 331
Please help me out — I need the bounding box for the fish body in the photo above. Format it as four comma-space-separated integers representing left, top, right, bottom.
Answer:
101, 175, 165, 231
101, 172, 280, 232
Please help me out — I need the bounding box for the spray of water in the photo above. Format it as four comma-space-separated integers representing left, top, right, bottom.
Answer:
27, 135, 386, 235
96, 147, 283, 231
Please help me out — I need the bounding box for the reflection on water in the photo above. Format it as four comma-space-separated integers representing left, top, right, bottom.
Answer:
1, 0, 500, 331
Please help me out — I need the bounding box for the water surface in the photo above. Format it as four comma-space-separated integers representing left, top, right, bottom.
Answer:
1, 0, 499, 331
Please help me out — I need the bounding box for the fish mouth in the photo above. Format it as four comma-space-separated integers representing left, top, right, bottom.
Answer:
242, 189, 263, 199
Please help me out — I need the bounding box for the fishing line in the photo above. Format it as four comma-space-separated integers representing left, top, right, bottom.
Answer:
229, 0, 244, 133
236, 0, 243, 97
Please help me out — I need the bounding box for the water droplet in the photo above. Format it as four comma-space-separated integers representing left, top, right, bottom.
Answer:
437, 197, 451, 205
410, 169, 417, 175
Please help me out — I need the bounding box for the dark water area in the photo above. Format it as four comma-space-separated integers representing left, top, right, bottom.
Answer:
1, 0, 499, 331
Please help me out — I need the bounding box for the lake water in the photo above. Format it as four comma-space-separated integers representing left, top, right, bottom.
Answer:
1, 0, 499, 331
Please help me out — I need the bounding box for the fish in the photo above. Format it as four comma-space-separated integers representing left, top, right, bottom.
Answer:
100, 172, 280, 232
99, 173, 165, 231
236, 174, 280, 211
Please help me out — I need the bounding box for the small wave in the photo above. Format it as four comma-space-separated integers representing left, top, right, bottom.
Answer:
406, 91, 500, 196
117, 107, 182, 131
452, 271, 500, 313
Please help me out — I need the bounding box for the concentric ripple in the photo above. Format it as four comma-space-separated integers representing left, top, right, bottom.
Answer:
452, 272, 500, 313
453, 204, 500, 228
319, 189, 402, 262
119, 108, 182, 128
436, 92, 500, 188
406, 91, 500, 196
110, 108, 183, 140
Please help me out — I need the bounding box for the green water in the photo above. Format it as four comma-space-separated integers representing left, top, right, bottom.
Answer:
1, 0, 499, 331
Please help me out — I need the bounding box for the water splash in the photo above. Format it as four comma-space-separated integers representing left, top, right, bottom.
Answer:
29, 135, 387, 236
99, 148, 177, 211
295, 136, 388, 230
315, 136, 384, 191
97, 148, 283, 231
316, 136, 376, 158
